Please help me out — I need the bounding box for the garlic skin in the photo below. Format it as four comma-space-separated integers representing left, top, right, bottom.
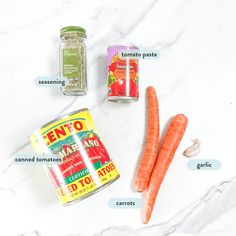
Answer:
183, 139, 201, 158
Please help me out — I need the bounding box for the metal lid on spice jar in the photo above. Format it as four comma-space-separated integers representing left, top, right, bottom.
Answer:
60, 26, 86, 37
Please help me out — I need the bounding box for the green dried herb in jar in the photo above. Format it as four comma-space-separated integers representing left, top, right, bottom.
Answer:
60, 26, 87, 96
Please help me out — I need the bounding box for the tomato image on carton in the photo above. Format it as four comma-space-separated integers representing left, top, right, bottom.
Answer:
107, 45, 139, 102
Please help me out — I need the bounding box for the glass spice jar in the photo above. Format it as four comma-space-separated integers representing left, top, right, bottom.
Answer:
60, 26, 87, 96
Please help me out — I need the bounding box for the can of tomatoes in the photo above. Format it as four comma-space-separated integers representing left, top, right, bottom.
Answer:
30, 109, 120, 206
107, 45, 139, 102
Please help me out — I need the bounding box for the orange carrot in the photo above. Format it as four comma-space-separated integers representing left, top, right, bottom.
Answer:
142, 114, 188, 224
134, 86, 160, 192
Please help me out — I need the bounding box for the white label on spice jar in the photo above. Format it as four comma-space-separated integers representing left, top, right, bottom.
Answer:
63, 48, 80, 78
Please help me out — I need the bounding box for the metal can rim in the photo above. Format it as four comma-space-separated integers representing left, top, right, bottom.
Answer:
107, 45, 139, 50
31, 108, 89, 135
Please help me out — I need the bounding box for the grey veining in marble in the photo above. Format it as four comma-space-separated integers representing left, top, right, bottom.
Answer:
1, 0, 236, 235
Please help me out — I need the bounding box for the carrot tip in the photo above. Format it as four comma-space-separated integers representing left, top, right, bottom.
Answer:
135, 186, 145, 193
147, 86, 156, 92
141, 214, 149, 224
175, 113, 188, 121
134, 181, 146, 192
136, 189, 143, 193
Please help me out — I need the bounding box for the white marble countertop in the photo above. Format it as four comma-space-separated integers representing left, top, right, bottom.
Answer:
1, 0, 236, 235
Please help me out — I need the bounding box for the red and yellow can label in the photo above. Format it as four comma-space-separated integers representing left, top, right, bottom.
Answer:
56, 161, 119, 204
30, 109, 120, 205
